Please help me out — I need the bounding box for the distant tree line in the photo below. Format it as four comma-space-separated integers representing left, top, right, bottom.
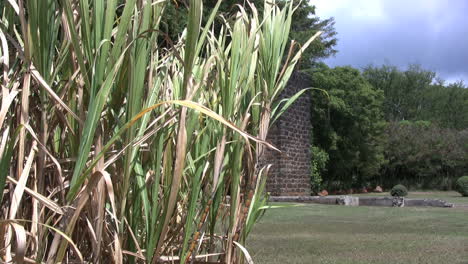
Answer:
310, 64, 468, 192
382, 121, 467, 189
363, 64, 468, 129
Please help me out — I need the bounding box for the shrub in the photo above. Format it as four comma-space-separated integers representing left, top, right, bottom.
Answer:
455, 176, 468, 197
310, 146, 328, 194
390, 184, 408, 197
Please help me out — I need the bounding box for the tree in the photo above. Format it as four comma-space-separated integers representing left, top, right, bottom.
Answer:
308, 64, 386, 190
420, 81, 468, 130
363, 64, 435, 121
162, 0, 337, 67
287, 1, 337, 68
382, 121, 468, 189
362, 64, 468, 130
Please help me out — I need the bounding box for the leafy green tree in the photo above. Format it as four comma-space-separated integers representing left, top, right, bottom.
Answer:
363, 64, 468, 130
162, 0, 337, 67
285, 0, 337, 68
363, 64, 435, 121
420, 81, 468, 129
308, 64, 386, 190
382, 121, 468, 189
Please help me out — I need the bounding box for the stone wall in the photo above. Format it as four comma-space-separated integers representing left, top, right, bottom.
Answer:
264, 72, 312, 196
269, 196, 455, 208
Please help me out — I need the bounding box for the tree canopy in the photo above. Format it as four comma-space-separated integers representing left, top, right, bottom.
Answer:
363, 64, 468, 129
382, 121, 468, 189
162, 0, 337, 68
308, 64, 386, 190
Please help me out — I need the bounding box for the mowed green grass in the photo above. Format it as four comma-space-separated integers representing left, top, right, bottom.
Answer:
354, 191, 468, 205
248, 203, 468, 264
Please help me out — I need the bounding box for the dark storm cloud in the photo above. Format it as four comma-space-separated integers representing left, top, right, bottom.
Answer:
314, 0, 468, 83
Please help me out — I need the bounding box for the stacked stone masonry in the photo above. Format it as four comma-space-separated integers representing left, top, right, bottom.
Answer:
264, 72, 312, 196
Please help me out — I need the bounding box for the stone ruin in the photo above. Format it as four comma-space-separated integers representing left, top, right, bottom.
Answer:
264, 72, 312, 196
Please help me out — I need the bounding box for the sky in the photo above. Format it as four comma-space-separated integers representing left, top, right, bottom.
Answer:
312, 0, 468, 84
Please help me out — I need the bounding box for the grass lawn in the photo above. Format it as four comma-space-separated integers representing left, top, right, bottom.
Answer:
354, 191, 468, 205
248, 203, 468, 264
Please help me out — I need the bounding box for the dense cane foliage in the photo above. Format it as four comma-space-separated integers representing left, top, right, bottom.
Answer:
0, 0, 320, 263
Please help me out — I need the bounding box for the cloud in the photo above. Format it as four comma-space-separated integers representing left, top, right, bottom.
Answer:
315, 0, 388, 22
312, 0, 468, 83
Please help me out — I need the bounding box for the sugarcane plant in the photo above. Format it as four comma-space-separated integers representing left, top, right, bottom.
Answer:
0, 0, 320, 263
